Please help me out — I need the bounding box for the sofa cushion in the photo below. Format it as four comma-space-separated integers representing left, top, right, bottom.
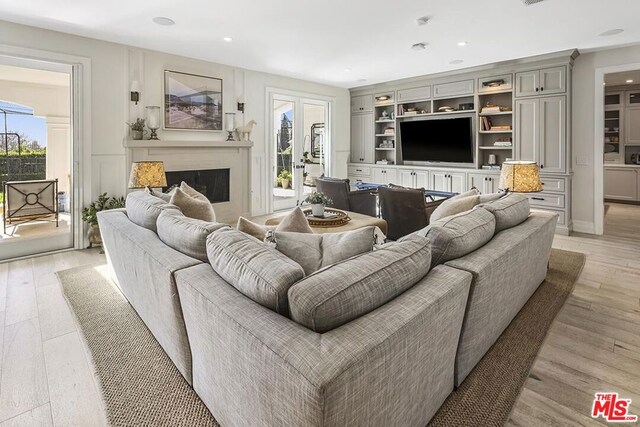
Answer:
237, 207, 314, 241
170, 187, 216, 222
481, 193, 530, 232
274, 227, 375, 275
145, 187, 174, 202
157, 210, 228, 261
206, 228, 304, 315
288, 235, 431, 333
479, 192, 504, 204
452, 188, 481, 199
180, 181, 210, 202
125, 191, 180, 232
415, 207, 496, 267
430, 194, 480, 222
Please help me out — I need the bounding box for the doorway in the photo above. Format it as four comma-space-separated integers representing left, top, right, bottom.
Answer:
0, 59, 75, 260
269, 91, 330, 211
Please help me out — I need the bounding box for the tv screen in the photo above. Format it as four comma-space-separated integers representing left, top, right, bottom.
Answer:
400, 117, 474, 163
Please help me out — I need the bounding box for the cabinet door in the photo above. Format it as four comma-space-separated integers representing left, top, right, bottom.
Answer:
414, 170, 429, 189
626, 107, 640, 145
384, 168, 398, 185
604, 168, 637, 201
371, 167, 386, 185
515, 70, 539, 97
467, 173, 486, 192
515, 98, 539, 163
627, 91, 640, 106
539, 67, 566, 95
351, 95, 373, 113
539, 96, 566, 173
362, 113, 375, 164
486, 175, 499, 193
398, 170, 415, 188
350, 115, 364, 163
433, 80, 474, 98
430, 171, 449, 192
351, 96, 362, 113
397, 86, 431, 102
450, 173, 466, 194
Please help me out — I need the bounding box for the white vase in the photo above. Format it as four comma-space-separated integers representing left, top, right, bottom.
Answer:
311, 204, 325, 217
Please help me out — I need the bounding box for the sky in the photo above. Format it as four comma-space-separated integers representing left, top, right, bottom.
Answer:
0, 100, 47, 147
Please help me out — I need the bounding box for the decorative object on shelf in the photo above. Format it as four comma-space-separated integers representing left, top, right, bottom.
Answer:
145, 106, 161, 140
303, 191, 333, 217
233, 120, 257, 142
482, 79, 506, 88
164, 70, 222, 131
481, 103, 510, 114
379, 140, 394, 149
459, 103, 474, 110
81, 192, 125, 249
383, 126, 395, 135
488, 154, 497, 165
128, 161, 168, 189
438, 106, 456, 112
225, 113, 236, 141
302, 207, 350, 227
499, 160, 543, 193
130, 80, 140, 105
381, 111, 390, 119
376, 159, 392, 165
127, 118, 146, 140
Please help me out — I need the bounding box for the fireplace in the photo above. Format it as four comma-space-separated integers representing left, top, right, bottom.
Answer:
164, 168, 230, 203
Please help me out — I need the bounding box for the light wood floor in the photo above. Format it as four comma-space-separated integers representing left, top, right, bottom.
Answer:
0, 204, 638, 426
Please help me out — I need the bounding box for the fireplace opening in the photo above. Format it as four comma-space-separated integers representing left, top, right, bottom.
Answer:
164, 168, 230, 203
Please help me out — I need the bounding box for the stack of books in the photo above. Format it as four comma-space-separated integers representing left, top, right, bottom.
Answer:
490, 125, 512, 131
482, 105, 503, 114
384, 127, 395, 135
481, 117, 493, 131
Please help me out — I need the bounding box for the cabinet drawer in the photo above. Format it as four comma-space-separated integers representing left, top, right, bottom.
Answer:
527, 192, 565, 209
348, 176, 366, 189
433, 80, 474, 98
397, 86, 431, 102
540, 177, 565, 193
532, 208, 566, 226
348, 165, 371, 177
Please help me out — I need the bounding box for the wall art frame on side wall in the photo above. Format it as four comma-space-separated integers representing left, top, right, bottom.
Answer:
164, 70, 223, 131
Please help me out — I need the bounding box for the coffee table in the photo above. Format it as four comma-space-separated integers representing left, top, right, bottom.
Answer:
257, 210, 387, 235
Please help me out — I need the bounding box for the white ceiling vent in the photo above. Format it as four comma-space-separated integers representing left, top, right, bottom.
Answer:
522, 0, 545, 5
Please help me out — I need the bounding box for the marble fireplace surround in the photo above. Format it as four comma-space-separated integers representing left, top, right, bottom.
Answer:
124, 140, 252, 224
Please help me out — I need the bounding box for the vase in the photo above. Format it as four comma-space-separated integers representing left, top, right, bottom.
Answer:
87, 224, 102, 248
281, 179, 290, 189
131, 129, 143, 140
311, 203, 325, 217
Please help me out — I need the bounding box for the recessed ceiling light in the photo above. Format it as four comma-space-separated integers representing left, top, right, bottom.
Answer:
411, 42, 428, 51
223, 37, 233, 42
450, 59, 464, 65
152, 17, 175, 26
599, 28, 624, 37
416, 16, 430, 26
457, 41, 468, 47
627, 79, 634, 83
344, 68, 352, 72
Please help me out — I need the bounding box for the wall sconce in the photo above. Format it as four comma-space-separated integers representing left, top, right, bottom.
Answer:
130, 80, 141, 105
237, 98, 245, 113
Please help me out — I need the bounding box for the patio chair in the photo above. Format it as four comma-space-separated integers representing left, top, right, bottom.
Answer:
378, 186, 444, 241
316, 177, 377, 217
3, 179, 59, 234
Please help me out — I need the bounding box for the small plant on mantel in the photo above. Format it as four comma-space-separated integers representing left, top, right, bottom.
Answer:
127, 118, 146, 140
303, 191, 333, 217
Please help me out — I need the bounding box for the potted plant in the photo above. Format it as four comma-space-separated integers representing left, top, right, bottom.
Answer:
278, 169, 292, 189
127, 118, 146, 140
304, 191, 333, 217
82, 193, 125, 248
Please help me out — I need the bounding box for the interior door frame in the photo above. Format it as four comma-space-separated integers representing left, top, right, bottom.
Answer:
265, 87, 333, 213
0, 44, 91, 258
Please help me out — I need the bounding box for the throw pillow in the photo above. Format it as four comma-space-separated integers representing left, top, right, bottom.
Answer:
288, 235, 431, 333
237, 217, 275, 241
145, 186, 174, 202
480, 193, 530, 232
206, 228, 305, 315
180, 181, 210, 202
157, 210, 228, 261
452, 188, 480, 200
430, 194, 481, 222
125, 191, 181, 232
170, 187, 216, 222
274, 227, 375, 275
236, 207, 314, 241
479, 192, 504, 204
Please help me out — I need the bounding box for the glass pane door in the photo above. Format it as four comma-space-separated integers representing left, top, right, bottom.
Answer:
273, 99, 298, 211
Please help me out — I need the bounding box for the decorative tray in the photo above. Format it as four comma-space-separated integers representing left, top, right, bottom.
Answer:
302, 208, 351, 227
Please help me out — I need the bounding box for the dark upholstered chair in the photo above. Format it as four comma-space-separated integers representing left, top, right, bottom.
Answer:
315, 177, 377, 217
378, 186, 444, 241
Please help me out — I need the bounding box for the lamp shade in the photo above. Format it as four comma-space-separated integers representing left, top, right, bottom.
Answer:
499, 161, 543, 193
128, 161, 167, 189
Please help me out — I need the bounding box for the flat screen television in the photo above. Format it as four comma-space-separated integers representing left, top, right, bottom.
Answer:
399, 115, 475, 166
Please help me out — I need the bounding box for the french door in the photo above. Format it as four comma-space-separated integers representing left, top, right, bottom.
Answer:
270, 92, 330, 211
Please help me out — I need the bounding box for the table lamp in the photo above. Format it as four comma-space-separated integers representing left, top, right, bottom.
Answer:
128, 161, 167, 189
499, 160, 542, 193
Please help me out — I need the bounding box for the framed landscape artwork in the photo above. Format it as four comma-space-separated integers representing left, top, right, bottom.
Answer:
164, 70, 223, 131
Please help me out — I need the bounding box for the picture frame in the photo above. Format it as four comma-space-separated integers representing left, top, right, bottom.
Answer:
164, 70, 223, 131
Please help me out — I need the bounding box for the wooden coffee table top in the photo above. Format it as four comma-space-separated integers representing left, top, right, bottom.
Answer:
253, 210, 387, 235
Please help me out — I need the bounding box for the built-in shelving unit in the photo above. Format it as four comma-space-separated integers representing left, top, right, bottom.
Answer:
477, 88, 514, 167
374, 92, 397, 165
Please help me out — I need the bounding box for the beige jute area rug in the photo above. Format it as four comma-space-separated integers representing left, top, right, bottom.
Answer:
58, 248, 584, 427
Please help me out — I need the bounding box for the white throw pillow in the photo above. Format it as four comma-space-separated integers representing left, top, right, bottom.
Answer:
170, 187, 216, 222
430, 194, 481, 222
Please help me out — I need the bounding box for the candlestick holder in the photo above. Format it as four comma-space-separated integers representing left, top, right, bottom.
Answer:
225, 112, 236, 141
145, 106, 161, 140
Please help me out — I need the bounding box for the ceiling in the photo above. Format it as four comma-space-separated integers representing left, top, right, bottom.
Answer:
605, 70, 640, 86
0, 64, 70, 87
0, 0, 639, 88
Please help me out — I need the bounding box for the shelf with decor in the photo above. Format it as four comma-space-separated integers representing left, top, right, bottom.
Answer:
374, 94, 397, 165
478, 146, 513, 150
477, 90, 513, 167
397, 100, 431, 117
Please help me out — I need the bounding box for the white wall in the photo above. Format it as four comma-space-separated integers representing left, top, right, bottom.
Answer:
572, 45, 640, 232
0, 19, 349, 217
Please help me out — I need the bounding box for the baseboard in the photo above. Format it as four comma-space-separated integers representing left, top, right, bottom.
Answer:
572, 220, 596, 234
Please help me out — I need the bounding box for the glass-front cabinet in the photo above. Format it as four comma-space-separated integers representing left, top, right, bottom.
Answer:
605, 91, 623, 108
627, 90, 640, 105
605, 91, 624, 157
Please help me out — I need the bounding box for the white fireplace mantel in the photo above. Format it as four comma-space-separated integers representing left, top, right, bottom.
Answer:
123, 138, 253, 224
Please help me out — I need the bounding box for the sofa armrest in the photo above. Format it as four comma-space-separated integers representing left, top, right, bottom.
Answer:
176, 263, 471, 426
347, 190, 377, 217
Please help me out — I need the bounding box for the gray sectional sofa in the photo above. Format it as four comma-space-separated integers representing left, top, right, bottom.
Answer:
98, 191, 557, 426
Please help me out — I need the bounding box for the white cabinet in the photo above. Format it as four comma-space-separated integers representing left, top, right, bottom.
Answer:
604, 167, 637, 201
351, 95, 373, 113
397, 86, 431, 102
515, 96, 566, 173
626, 90, 640, 106
433, 80, 474, 98
467, 173, 499, 194
350, 113, 374, 164
625, 107, 640, 145
430, 171, 466, 193
399, 169, 429, 188
372, 167, 397, 185
515, 67, 566, 97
